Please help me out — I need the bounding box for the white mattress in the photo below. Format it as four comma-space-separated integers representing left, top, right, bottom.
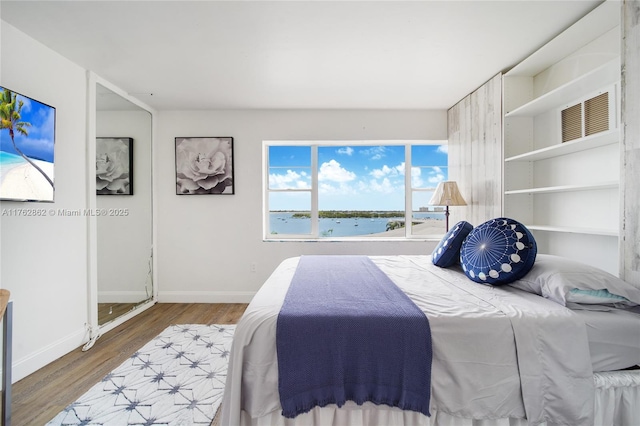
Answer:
573, 306, 640, 372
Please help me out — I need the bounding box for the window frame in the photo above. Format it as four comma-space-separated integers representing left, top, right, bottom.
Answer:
263, 140, 447, 241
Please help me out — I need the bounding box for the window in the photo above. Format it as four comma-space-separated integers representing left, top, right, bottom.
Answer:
264, 140, 448, 240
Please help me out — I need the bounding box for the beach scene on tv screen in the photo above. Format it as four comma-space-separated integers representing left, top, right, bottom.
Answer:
0, 87, 55, 202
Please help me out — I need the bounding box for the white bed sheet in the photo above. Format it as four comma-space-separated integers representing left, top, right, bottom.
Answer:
573, 307, 640, 372
221, 255, 598, 426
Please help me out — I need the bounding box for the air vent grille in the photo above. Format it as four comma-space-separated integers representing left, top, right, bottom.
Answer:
561, 103, 582, 143
561, 91, 612, 143
584, 92, 609, 136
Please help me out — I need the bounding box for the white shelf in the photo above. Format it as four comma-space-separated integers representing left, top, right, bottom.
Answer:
505, 129, 619, 162
505, 58, 620, 117
505, 1, 620, 77
505, 181, 618, 195
526, 225, 618, 237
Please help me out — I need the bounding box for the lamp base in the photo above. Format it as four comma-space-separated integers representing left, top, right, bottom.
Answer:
445, 207, 450, 232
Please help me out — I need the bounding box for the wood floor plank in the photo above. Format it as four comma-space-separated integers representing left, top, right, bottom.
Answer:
11, 302, 248, 426
98, 302, 143, 325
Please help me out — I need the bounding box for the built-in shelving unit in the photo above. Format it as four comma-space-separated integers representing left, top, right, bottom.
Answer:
502, 0, 621, 275
525, 225, 618, 237
504, 181, 618, 195
504, 129, 618, 162
505, 58, 620, 117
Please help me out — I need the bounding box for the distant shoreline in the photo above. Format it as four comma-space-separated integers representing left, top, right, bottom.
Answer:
273, 210, 445, 218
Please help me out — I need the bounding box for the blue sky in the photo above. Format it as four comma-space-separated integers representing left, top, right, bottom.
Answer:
0, 87, 56, 163
268, 143, 448, 211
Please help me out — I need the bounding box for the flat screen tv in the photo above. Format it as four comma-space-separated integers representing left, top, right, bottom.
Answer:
0, 86, 55, 202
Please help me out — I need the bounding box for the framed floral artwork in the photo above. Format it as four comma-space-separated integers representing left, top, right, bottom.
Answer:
175, 137, 234, 195
96, 137, 133, 195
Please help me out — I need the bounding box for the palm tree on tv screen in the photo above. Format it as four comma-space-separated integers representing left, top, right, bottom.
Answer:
0, 88, 54, 188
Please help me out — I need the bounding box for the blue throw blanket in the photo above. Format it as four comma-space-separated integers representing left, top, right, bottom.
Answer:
276, 255, 432, 418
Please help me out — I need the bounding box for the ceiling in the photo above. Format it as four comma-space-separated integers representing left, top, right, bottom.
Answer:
1, 0, 604, 111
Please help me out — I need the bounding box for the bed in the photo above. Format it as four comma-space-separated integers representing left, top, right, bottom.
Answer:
220, 254, 640, 426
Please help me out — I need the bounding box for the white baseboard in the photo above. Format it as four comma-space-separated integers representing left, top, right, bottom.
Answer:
9, 326, 87, 383
98, 290, 151, 303
158, 291, 255, 303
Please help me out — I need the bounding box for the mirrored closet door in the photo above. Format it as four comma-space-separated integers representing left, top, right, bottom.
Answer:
95, 83, 153, 325
87, 74, 156, 345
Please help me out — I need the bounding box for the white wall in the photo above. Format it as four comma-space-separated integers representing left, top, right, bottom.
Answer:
0, 22, 89, 381
156, 110, 447, 302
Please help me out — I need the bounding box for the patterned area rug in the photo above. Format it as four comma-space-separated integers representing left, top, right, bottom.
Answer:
47, 324, 235, 426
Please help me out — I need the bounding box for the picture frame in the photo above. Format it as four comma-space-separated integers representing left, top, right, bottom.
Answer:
96, 137, 133, 195
175, 137, 234, 195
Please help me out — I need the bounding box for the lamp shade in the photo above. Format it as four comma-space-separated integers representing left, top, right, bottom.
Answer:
429, 181, 467, 206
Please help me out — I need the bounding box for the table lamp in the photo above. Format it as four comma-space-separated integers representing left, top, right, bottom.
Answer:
428, 181, 467, 231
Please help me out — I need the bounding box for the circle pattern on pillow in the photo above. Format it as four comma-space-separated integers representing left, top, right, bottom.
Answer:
460, 217, 537, 285
432, 221, 473, 268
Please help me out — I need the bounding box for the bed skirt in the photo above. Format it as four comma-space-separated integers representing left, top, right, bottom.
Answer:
235, 370, 640, 426
593, 370, 640, 425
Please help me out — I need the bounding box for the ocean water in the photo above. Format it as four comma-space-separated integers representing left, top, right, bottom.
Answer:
0, 150, 26, 166
0, 151, 27, 181
269, 212, 445, 237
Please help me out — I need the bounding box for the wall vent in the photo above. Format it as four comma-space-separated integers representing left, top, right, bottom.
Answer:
584, 92, 610, 136
561, 90, 612, 143
561, 103, 582, 143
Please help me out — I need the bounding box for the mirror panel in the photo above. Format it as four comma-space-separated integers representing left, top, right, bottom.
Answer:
95, 83, 153, 326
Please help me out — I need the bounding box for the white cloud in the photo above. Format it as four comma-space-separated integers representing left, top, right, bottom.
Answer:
16, 136, 54, 153
269, 169, 310, 189
336, 147, 354, 156
411, 166, 424, 187
368, 177, 395, 194
427, 166, 445, 184
319, 181, 358, 196
318, 159, 356, 182
360, 146, 387, 160
370, 165, 393, 179
296, 179, 310, 189
370, 163, 403, 179
437, 145, 448, 154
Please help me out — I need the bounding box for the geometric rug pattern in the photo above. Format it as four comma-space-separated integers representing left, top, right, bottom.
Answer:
46, 324, 235, 426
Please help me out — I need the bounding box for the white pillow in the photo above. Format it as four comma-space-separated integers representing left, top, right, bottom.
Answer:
509, 254, 640, 307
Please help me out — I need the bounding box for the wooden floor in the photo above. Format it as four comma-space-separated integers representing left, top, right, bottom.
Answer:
11, 302, 248, 426
98, 302, 143, 325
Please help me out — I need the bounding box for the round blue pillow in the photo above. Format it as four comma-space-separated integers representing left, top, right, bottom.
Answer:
432, 221, 474, 268
460, 217, 537, 285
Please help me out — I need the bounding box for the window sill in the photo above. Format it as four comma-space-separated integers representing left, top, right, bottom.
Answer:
263, 236, 443, 243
